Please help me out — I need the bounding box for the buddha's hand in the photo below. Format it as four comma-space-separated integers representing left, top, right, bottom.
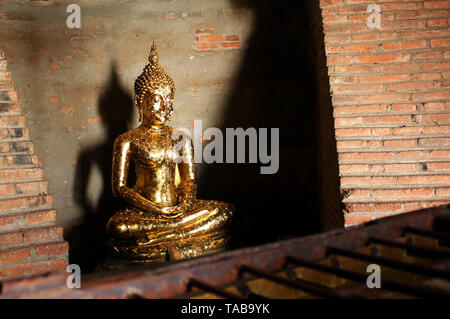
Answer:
160, 205, 184, 218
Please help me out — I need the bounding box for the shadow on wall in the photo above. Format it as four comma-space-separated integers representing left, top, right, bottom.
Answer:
68, 64, 134, 272
196, 0, 342, 249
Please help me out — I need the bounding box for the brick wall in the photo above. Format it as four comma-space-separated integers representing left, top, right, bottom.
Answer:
0, 51, 68, 280
319, 0, 450, 226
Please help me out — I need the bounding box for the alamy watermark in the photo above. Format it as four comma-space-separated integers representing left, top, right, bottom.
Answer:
66, 4, 81, 29
366, 264, 381, 288
66, 264, 81, 288
172, 120, 279, 175
366, 4, 381, 29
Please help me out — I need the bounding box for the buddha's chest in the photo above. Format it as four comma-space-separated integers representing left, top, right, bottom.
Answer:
131, 133, 177, 166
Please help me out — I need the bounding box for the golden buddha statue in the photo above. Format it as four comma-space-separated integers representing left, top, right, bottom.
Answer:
106, 41, 233, 262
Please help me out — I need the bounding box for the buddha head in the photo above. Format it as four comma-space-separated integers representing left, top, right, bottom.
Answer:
134, 41, 175, 126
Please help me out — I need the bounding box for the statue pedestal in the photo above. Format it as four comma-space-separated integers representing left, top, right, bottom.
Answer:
95, 258, 167, 272
107, 233, 229, 263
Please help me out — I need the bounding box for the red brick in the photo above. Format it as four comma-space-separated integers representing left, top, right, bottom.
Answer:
221, 42, 241, 49
0, 168, 43, 181
0, 183, 15, 195
340, 176, 397, 186
199, 35, 223, 42
23, 226, 63, 243
420, 137, 450, 146
397, 10, 450, 20
418, 113, 450, 123
371, 164, 384, 173
371, 128, 391, 136
194, 28, 214, 35
330, 76, 355, 84
423, 126, 450, 134
352, 34, 378, 42
414, 51, 442, 60
372, 188, 432, 199
344, 215, 373, 225
326, 44, 378, 54
355, 54, 410, 64
427, 162, 450, 171
392, 127, 423, 135
0, 103, 22, 114
368, 140, 382, 148
194, 43, 218, 50
412, 73, 441, 81
430, 150, 450, 158
436, 188, 450, 196
0, 128, 29, 139
360, 94, 410, 103
16, 180, 48, 194
332, 96, 359, 106
384, 139, 416, 148
398, 175, 449, 184
336, 140, 366, 149
345, 203, 402, 213
402, 28, 450, 39
335, 128, 371, 137
338, 152, 395, 162
383, 41, 427, 51
35, 242, 68, 256
426, 201, 450, 208
25, 210, 56, 224
324, 34, 350, 43
332, 84, 383, 94
0, 232, 22, 245
398, 151, 429, 160
379, 2, 423, 11
0, 71, 11, 81
334, 117, 363, 126
363, 115, 412, 125
0, 115, 26, 126
320, 0, 343, 6
424, 1, 450, 9
413, 52, 443, 61
431, 39, 450, 48
0, 258, 67, 279
386, 81, 440, 92
412, 90, 450, 102
0, 81, 14, 91
0, 215, 22, 228
0, 248, 30, 266
339, 164, 369, 173
391, 104, 417, 112
48, 97, 60, 105
384, 163, 416, 172
321, 5, 365, 15
0, 141, 34, 154
427, 19, 449, 27
359, 74, 409, 83
334, 65, 381, 74
0, 195, 53, 211
404, 202, 426, 211
225, 35, 240, 42
327, 56, 352, 64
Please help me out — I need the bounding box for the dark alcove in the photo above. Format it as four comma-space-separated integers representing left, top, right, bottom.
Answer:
196, 0, 343, 250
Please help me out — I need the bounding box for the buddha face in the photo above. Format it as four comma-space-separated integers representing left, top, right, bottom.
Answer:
141, 84, 174, 126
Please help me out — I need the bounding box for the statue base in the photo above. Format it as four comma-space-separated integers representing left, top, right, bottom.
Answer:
107, 232, 229, 263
